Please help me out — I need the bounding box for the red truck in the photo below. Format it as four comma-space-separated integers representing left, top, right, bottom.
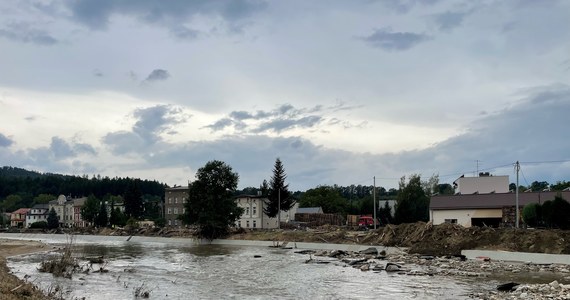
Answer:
347, 215, 379, 229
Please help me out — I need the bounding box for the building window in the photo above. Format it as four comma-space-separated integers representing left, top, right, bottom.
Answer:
167, 208, 172, 215
246, 220, 250, 228
246, 207, 250, 216
174, 208, 178, 215
445, 219, 458, 224
183, 208, 186, 214
168, 197, 172, 204
253, 220, 257, 228
252, 206, 256, 216
174, 220, 178, 226
182, 197, 186, 203
168, 220, 171, 225
175, 197, 178, 204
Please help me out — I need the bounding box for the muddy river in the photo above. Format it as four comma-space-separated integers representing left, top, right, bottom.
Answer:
5, 235, 499, 299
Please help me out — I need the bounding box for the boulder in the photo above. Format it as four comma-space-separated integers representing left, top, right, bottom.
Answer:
360, 247, 378, 255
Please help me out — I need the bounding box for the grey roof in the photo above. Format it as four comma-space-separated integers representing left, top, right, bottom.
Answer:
166, 186, 189, 191
430, 191, 570, 210
31, 204, 49, 209
296, 207, 323, 214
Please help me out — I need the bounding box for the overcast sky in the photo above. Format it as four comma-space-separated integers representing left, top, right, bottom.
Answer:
1, 0, 569, 191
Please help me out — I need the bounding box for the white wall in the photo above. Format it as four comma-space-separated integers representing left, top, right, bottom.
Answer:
456, 175, 509, 194
430, 209, 502, 227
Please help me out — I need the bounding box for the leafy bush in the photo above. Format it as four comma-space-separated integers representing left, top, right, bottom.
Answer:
522, 203, 541, 227
29, 221, 48, 229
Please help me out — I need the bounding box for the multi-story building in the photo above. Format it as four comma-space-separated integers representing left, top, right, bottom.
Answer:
235, 194, 298, 229
10, 208, 30, 227
164, 185, 188, 227
26, 204, 49, 227
49, 195, 87, 227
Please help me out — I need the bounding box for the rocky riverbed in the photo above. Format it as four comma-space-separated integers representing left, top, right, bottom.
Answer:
294, 247, 570, 300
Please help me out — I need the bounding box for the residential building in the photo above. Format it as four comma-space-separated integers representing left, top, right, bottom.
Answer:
430, 190, 570, 227
10, 208, 30, 227
235, 194, 298, 229
49, 195, 87, 227
165, 185, 188, 227
453, 173, 509, 194
26, 204, 49, 227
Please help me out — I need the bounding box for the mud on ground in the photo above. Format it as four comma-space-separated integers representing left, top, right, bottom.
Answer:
229, 222, 570, 256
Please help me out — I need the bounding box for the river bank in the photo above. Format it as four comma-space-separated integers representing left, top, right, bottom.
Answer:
0, 239, 52, 300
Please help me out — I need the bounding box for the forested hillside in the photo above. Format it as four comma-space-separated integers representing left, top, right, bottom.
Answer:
0, 166, 167, 212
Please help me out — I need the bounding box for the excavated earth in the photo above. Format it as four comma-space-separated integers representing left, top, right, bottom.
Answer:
228, 222, 570, 256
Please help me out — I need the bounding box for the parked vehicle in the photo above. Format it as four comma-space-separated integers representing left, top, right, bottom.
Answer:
347, 215, 380, 230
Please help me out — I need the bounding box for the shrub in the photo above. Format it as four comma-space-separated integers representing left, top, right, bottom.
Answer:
522, 203, 541, 227
29, 221, 48, 229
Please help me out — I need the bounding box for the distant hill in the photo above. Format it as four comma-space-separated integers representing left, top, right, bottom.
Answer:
0, 165, 167, 201
0, 166, 50, 179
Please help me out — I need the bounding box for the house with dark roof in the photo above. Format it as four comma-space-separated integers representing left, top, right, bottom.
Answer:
296, 207, 323, 214
430, 191, 570, 227
26, 204, 49, 227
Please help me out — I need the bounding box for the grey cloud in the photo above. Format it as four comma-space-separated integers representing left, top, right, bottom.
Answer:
0, 133, 13, 147
380, 85, 570, 184
103, 105, 190, 153
0, 23, 57, 45
50, 137, 75, 159
102, 131, 145, 155
361, 28, 430, 51
73, 142, 97, 155
434, 11, 469, 31
229, 111, 254, 120
93, 69, 103, 77
381, 0, 441, 14
144, 69, 170, 82
64, 0, 266, 33
171, 26, 200, 40
205, 103, 328, 133
203, 118, 235, 131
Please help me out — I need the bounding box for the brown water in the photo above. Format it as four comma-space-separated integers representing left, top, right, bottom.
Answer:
6, 236, 499, 299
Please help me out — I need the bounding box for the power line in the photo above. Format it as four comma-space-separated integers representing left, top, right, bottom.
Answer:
520, 159, 570, 165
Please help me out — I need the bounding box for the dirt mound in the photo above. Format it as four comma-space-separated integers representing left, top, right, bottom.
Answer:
229, 223, 570, 256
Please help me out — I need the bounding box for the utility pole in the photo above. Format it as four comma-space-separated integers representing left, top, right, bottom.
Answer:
515, 161, 520, 228
373, 176, 377, 230
278, 188, 281, 229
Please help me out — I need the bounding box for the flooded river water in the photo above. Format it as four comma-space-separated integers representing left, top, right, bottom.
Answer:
5, 235, 498, 299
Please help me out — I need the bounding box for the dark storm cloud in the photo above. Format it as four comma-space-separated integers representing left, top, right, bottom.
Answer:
361, 28, 430, 51
0, 23, 57, 45
0, 133, 13, 147
144, 69, 170, 82
103, 105, 190, 154
64, 0, 266, 32
433, 11, 469, 31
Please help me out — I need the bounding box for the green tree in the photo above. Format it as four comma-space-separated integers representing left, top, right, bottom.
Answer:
378, 200, 394, 225
95, 201, 108, 227
299, 186, 347, 215
180, 160, 243, 240
436, 184, 454, 195
549, 195, 570, 229
124, 181, 143, 219
81, 194, 100, 225
264, 158, 295, 218
47, 207, 59, 229
110, 207, 127, 227
530, 181, 549, 192
394, 175, 430, 224
1, 194, 23, 212
33, 194, 56, 205
522, 203, 541, 227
